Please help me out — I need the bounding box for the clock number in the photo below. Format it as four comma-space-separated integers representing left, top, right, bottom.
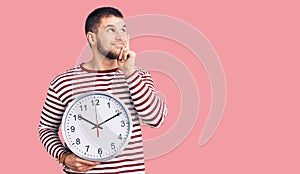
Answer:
111, 143, 115, 150
107, 102, 110, 108
91, 99, 100, 106
118, 134, 122, 140
121, 120, 125, 127
85, 145, 90, 152
77, 114, 82, 121
98, 148, 103, 155
70, 126, 75, 132
76, 138, 81, 145
80, 105, 87, 111
73, 115, 77, 121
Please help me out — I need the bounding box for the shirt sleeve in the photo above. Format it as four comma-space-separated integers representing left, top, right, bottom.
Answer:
38, 83, 67, 161
126, 68, 167, 128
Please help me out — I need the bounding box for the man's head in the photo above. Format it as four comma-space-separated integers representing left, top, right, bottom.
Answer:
85, 7, 123, 35
85, 7, 128, 60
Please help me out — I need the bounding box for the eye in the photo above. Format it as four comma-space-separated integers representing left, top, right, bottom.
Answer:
107, 28, 115, 32
121, 28, 127, 32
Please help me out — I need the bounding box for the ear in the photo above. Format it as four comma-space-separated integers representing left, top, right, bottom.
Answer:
86, 32, 96, 46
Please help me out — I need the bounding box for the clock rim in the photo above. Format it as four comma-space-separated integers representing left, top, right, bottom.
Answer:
61, 91, 133, 162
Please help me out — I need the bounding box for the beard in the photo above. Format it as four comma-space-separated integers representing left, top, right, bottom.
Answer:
97, 43, 121, 60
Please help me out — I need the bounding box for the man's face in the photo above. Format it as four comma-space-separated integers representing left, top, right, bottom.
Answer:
95, 16, 128, 59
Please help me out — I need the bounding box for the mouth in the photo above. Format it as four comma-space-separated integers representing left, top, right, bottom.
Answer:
112, 41, 125, 48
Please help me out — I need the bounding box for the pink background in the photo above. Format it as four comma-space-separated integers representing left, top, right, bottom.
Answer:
1, 0, 299, 173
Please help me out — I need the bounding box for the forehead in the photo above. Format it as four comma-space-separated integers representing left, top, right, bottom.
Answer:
99, 16, 126, 29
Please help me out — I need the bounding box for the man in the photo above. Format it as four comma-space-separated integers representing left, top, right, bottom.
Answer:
38, 7, 167, 174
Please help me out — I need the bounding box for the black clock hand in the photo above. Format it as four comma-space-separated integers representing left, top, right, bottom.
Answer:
96, 112, 122, 127
78, 115, 103, 129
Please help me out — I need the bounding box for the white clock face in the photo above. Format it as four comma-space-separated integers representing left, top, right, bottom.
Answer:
62, 92, 132, 162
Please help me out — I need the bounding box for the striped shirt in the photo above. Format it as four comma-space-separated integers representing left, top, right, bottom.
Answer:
38, 64, 167, 174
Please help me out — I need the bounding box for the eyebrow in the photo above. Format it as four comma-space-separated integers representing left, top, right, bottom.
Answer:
104, 24, 127, 28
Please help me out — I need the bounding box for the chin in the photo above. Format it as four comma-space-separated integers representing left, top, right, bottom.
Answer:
105, 51, 119, 60
98, 47, 120, 60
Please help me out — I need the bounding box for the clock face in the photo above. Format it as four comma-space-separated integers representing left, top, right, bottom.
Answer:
62, 92, 132, 162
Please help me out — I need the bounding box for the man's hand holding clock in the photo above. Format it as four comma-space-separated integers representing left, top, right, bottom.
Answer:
64, 153, 100, 172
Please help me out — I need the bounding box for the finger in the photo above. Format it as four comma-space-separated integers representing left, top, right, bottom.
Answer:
122, 48, 129, 61
120, 48, 129, 62
78, 162, 99, 172
87, 165, 98, 171
80, 163, 99, 172
118, 47, 125, 61
124, 51, 129, 61
127, 50, 136, 59
76, 157, 100, 166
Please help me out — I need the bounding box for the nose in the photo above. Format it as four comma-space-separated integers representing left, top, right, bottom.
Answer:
115, 30, 127, 41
